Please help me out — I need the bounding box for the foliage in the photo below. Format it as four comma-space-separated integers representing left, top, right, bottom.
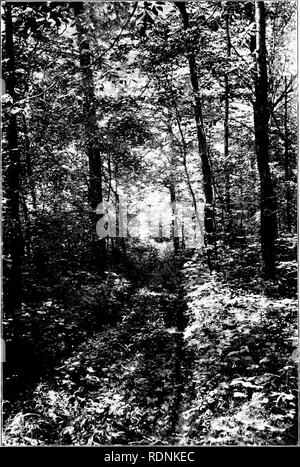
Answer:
1, 1, 297, 447
179, 253, 297, 445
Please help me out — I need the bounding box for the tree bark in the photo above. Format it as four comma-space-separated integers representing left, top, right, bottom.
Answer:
284, 77, 292, 233
74, 2, 106, 271
175, 2, 215, 245
254, 1, 278, 279
224, 10, 233, 244
4, 3, 25, 316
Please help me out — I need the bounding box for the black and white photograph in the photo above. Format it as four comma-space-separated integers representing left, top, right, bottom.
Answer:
1, 0, 298, 448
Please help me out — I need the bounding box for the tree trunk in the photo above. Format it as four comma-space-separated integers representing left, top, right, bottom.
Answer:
224, 10, 232, 244
254, 1, 278, 279
175, 2, 215, 245
74, 2, 106, 272
284, 77, 292, 233
4, 3, 25, 316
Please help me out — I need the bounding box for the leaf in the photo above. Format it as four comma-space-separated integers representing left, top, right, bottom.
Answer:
259, 357, 270, 363
10, 107, 22, 115
228, 350, 240, 357
283, 394, 294, 401
233, 392, 247, 398
1, 94, 13, 104
241, 381, 262, 389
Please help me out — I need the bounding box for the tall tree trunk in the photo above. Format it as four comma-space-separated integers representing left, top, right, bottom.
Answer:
254, 1, 278, 279
4, 3, 24, 316
284, 77, 292, 233
175, 2, 215, 246
74, 2, 106, 272
224, 10, 232, 244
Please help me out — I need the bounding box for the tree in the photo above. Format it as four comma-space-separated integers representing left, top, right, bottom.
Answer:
223, 5, 233, 244
3, 3, 25, 316
174, 2, 215, 247
73, 2, 106, 272
254, 1, 278, 279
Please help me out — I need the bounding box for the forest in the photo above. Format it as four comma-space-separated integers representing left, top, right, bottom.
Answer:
1, 1, 298, 446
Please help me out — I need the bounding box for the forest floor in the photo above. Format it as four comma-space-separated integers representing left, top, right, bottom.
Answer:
3, 247, 298, 446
